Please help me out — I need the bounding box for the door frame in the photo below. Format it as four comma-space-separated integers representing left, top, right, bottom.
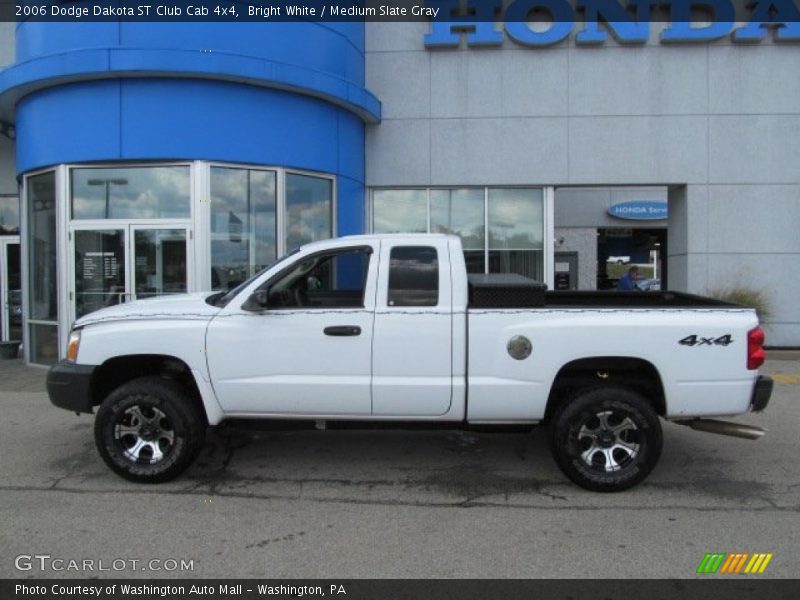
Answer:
0, 236, 21, 342
67, 221, 192, 325
371, 237, 455, 418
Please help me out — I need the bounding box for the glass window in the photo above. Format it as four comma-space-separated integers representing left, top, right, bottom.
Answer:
371, 187, 545, 281
0, 196, 20, 235
28, 172, 57, 321
488, 188, 544, 280
373, 189, 427, 234
388, 246, 439, 307
265, 248, 370, 309
430, 188, 485, 274
29, 323, 59, 365
210, 167, 277, 290
285, 173, 332, 251
6, 243, 22, 343
71, 166, 190, 220
134, 229, 188, 298
26, 171, 58, 364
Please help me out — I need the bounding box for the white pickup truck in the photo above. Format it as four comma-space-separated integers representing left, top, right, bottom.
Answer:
47, 234, 773, 492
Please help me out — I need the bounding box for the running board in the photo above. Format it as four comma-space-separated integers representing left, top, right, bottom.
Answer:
674, 419, 766, 440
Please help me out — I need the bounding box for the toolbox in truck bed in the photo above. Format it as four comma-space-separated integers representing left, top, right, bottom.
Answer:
467, 274, 548, 308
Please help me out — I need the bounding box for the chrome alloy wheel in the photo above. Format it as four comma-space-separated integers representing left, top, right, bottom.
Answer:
114, 405, 175, 465
577, 410, 641, 472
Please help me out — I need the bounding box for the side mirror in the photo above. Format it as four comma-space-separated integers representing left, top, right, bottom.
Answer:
242, 288, 269, 312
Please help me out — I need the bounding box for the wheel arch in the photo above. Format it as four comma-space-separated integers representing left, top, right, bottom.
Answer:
544, 356, 666, 423
89, 354, 210, 425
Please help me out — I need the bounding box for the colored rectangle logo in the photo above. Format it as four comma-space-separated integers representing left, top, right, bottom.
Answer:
697, 552, 773, 574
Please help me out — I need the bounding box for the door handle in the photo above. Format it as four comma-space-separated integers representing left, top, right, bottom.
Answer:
324, 326, 361, 337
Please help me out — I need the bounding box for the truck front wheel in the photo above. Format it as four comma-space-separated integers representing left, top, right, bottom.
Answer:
94, 376, 206, 483
549, 386, 662, 492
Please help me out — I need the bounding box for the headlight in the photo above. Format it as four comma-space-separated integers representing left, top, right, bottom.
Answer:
66, 330, 81, 362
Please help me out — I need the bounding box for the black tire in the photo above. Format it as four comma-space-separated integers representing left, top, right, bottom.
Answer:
94, 376, 206, 483
548, 386, 662, 492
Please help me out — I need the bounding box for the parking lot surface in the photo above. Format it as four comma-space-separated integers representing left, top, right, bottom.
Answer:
1, 357, 798, 579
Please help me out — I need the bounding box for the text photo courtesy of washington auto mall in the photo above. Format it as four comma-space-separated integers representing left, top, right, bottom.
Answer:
0, 1, 799, 599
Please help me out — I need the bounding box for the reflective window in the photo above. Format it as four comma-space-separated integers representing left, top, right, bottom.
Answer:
29, 323, 59, 366
285, 173, 332, 251
134, 229, 188, 298
26, 171, 58, 364
5, 242, 22, 343
266, 248, 370, 309
372, 187, 545, 280
71, 166, 190, 220
0, 196, 19, 235
210, 167, 277, 290
430, 188, 484, 274
373, 189, 427, 234
28, 172, 57, 321
488, 188, 544, 280
388, 246, 439, 307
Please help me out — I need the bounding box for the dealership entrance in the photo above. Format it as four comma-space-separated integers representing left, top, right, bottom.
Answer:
70, 225, 191, 321
22, 163, 337, 365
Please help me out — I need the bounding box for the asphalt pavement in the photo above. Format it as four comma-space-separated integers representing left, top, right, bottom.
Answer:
0, 356, 798, 579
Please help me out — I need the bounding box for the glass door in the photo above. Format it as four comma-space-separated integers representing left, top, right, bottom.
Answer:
70, 225, 190, 322
0, 237, 21, 342
72, 229, 127, 320
131, 227, 189, 300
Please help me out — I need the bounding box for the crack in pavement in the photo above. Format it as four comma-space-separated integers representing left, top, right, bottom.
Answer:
1, 484, 798, 513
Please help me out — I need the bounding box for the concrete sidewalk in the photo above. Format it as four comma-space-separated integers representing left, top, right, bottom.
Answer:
0, 357, 47, 393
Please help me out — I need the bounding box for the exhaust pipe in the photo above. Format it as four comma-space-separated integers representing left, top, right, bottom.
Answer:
675, 419, 766, 441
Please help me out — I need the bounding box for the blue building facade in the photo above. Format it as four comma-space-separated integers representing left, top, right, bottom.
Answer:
0, 22, 381, 363
10, 22, 379, 178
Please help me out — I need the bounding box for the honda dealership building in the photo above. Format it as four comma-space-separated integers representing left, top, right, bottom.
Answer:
0, 7, 798, 365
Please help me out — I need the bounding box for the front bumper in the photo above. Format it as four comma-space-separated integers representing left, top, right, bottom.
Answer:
47, 361, 96, 414
750, 375, 773, 412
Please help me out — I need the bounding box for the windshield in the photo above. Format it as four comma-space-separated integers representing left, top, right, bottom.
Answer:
210, 247, 303, 308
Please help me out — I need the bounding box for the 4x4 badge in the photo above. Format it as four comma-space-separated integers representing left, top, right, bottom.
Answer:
679, 334, 733, 347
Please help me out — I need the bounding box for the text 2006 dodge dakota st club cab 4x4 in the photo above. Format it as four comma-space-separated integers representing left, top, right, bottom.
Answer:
47, 234, 773, 492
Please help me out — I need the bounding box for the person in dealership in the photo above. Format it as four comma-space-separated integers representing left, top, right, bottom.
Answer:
617, 265, 641, 291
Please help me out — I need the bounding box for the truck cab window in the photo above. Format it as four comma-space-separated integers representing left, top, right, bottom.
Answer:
388, 246, 439, 307
265, 248, 370, 309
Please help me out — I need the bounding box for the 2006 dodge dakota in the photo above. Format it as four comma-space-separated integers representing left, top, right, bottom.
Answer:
47, 234, 773, 491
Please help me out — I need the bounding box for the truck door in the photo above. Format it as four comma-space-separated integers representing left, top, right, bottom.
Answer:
205, 245, 376, 415
371, 240, 453, 416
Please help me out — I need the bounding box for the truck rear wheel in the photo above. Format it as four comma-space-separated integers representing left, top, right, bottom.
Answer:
549, 386, 662, 492
94, 376, 206, 483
